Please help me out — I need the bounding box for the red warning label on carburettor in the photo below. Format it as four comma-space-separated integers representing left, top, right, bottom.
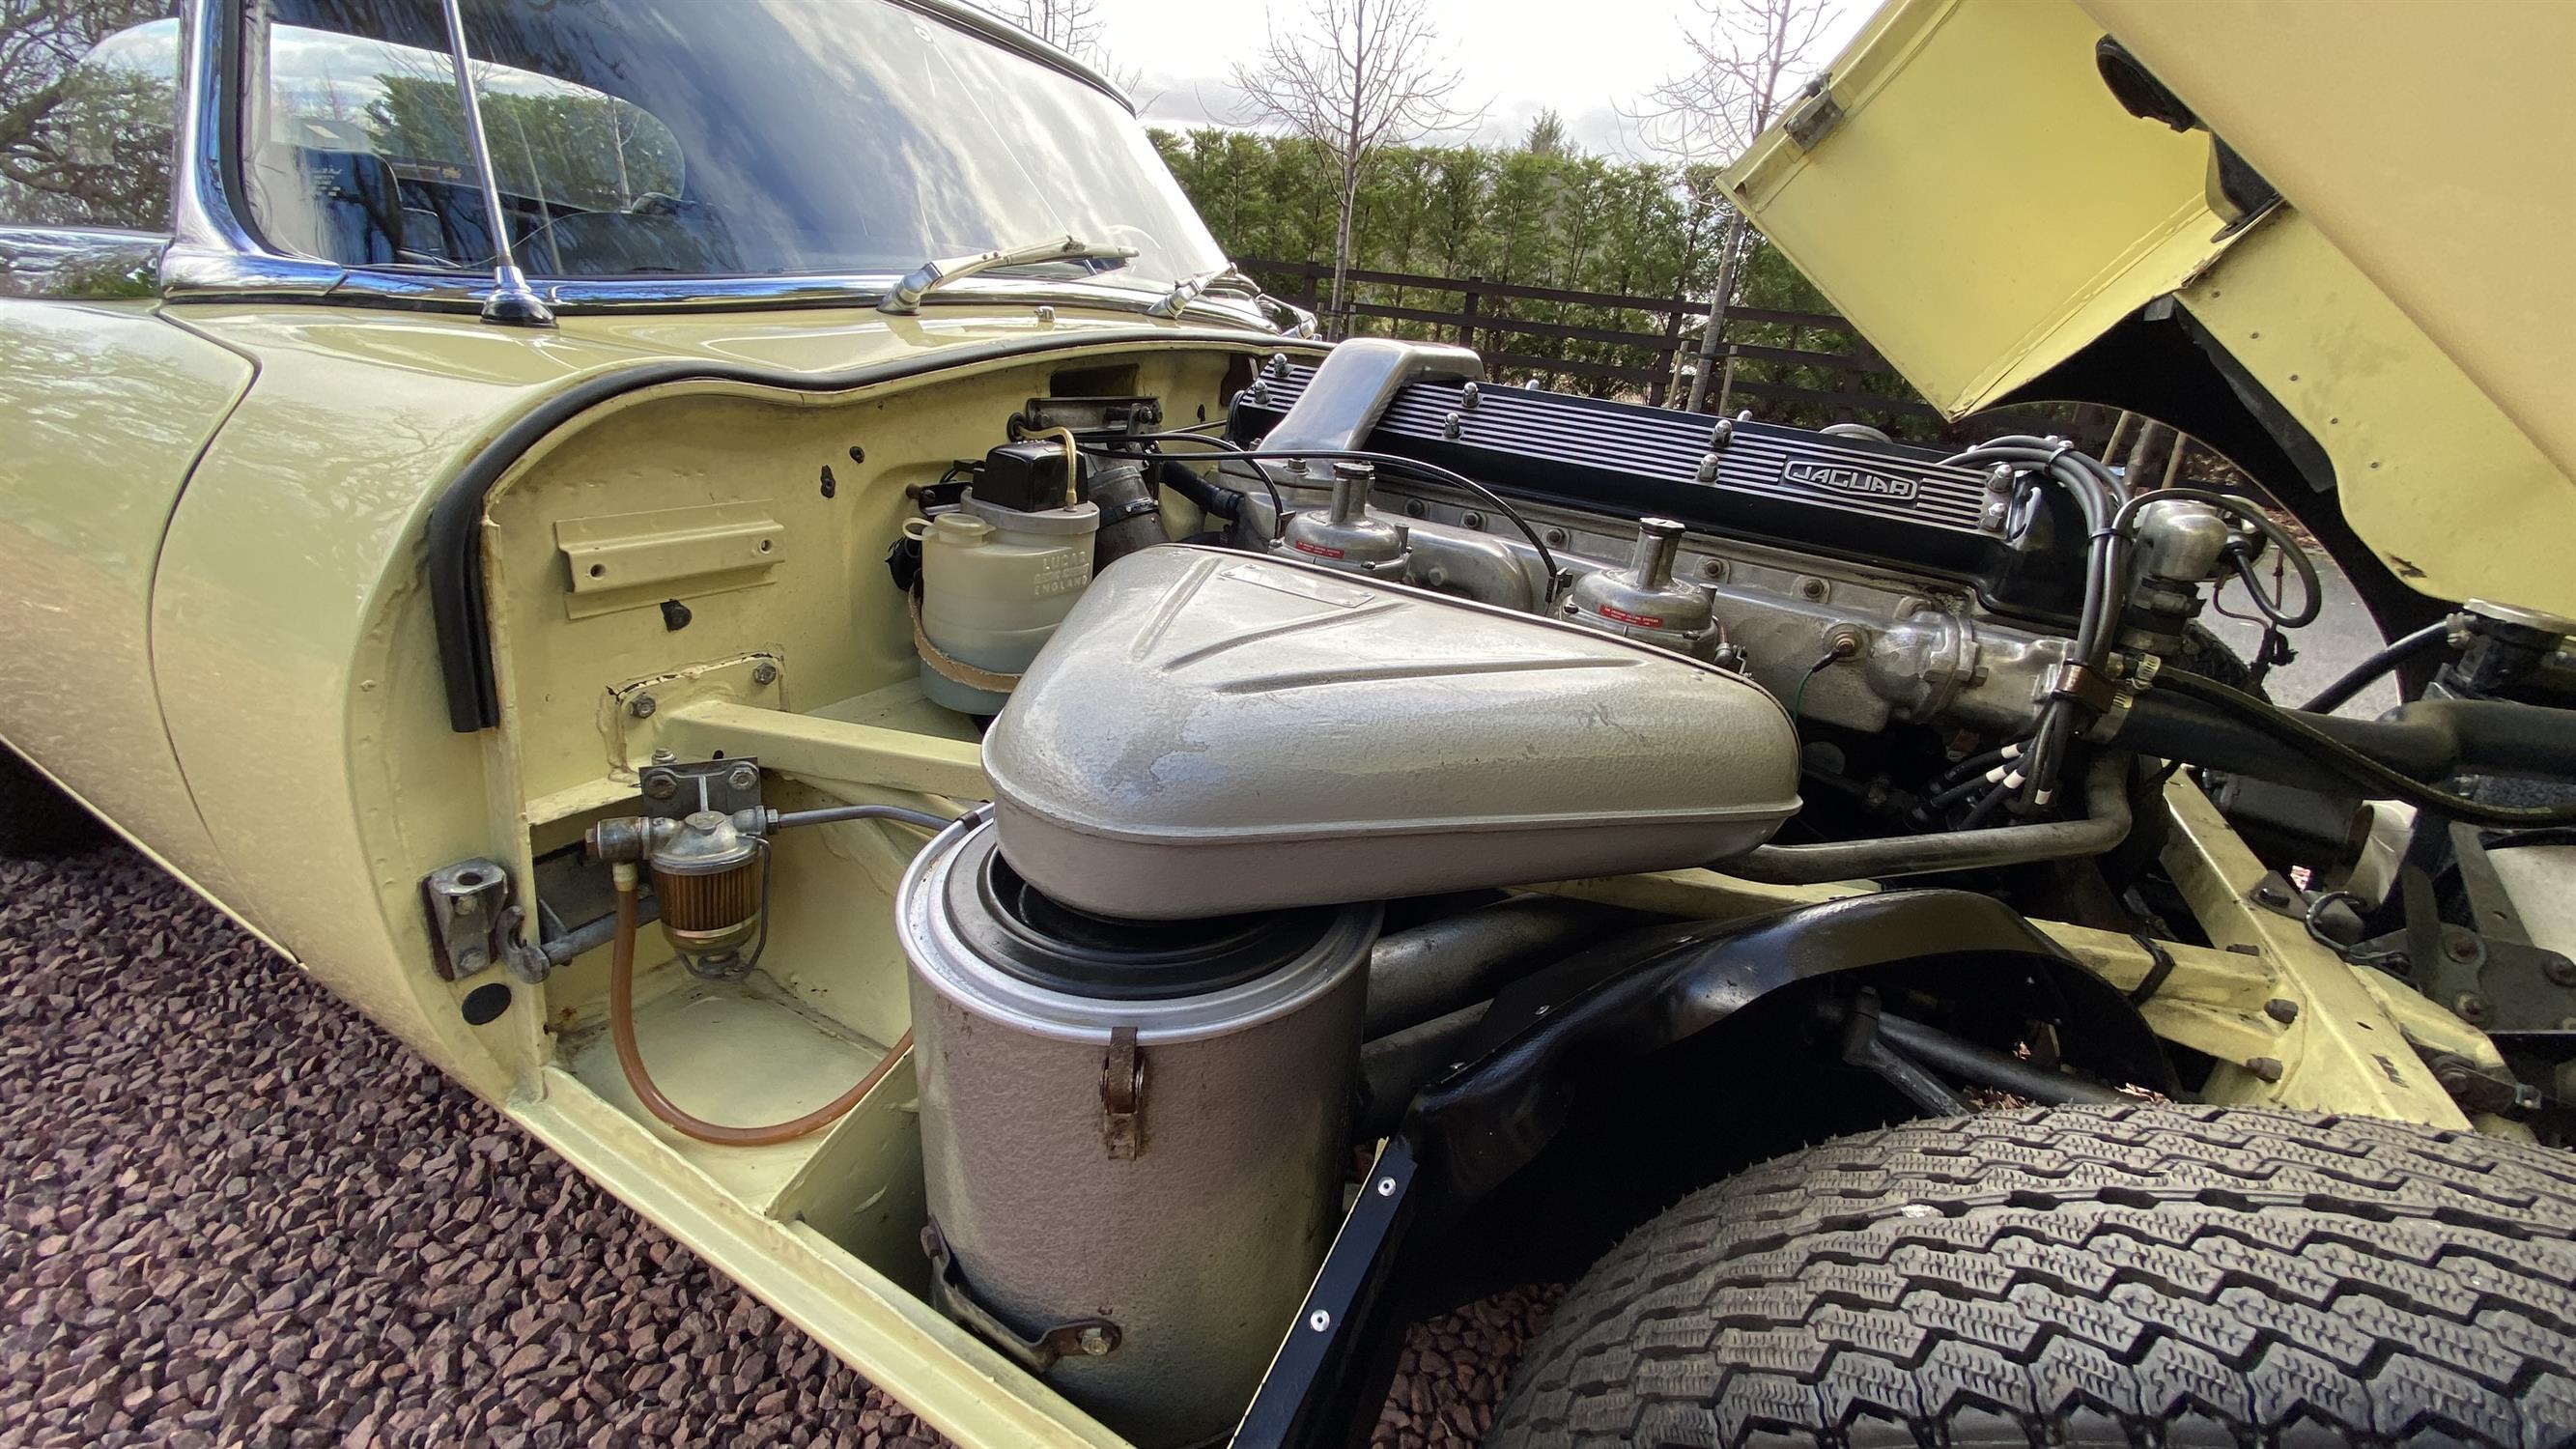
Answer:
1598, 604, 1664, 628
1290, 540, 1346, 559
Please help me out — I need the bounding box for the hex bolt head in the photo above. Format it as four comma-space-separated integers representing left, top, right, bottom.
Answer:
641, 772, 679, 802
1076, 1327, 1113, 1357
2247, 1056, 2285, 1083
2453, 992, 2492, 1025
628, 694, 658, 720
726, 764, 759, 792
750, 662, 779, 687
2263, 997, 2300, 1024
1798, 577, 1828, 602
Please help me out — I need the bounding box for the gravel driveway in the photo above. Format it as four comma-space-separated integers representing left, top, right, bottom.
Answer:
0, 845, 1544, 1447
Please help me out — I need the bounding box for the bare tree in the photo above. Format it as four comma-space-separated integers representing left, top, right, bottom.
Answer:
1231, 0, 1476, 336
1628, 0, 1840, 411
981, 0, 1104, 62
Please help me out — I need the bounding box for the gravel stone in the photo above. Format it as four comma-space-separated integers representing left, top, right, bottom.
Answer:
0, 844, 1543, 1445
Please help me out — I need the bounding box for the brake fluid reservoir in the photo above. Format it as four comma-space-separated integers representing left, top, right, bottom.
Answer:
909, 491, 1098, 715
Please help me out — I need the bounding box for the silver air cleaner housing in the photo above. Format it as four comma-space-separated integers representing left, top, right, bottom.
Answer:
898, 810, 1378, 1449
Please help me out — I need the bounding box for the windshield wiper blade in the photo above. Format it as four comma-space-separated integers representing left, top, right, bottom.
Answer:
878, 234, 1138, 314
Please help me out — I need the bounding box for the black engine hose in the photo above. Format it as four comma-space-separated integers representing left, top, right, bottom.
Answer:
1133, 432, 1562, 582
1154, 457, 1241, 522
2297, 619, 2454, 715
2126, 671, 2576, 826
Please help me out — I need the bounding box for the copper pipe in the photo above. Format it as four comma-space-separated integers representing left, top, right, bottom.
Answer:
609, 870, 911, 1146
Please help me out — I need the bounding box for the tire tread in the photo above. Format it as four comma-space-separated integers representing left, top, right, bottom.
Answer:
1489, 1104, 2576, 1449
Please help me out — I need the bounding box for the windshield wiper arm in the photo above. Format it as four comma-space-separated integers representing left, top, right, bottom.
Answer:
1145, 265, 1256, 319
878, 234, 1139, 315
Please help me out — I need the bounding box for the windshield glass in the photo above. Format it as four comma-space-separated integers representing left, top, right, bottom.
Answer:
241, 0, 1226, 290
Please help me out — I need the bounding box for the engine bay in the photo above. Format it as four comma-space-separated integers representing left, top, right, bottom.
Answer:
444, 334, 2576, 1449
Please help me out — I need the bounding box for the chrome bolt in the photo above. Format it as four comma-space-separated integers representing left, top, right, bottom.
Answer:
2263, 998, 2300, 1025
1375, 1178, 1397, 1197
628, 695, 658, 720
1034, 305, 1056, 325
1308, 1310, 1331, 1332
1076, 1327, 1113, 1357
726, 764, 759, 792
750, 662, 778, 688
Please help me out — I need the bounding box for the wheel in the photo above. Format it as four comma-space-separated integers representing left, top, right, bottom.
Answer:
0, 745, 101, 858
1490, 1104, 2576, 1448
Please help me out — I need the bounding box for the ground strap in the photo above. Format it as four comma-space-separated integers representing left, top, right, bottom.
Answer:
908, 585, 1023, 695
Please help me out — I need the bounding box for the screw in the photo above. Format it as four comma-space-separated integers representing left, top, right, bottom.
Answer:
2443, 930, 2482, 964
726, 764, 759, 792
2545, 954, 2576, 987
1375, 1178, 1396, 1197
2247, 1056, 2284, 1083
1699, 557, 1727, 582
750, 661, 778, 687
628, 695, 658, 720
642, 771, 679, 802
1076, 1327, 1113, 1356
2453, 992, 2492, 1025
1798, 577, 1828, 602
1035, 305, 1056, 325
1543, 527, 1569, 547
1460, 510, 1486, 530
2263, 997, 2300, 1024
1308, 1310, 1331, 1332
651, 749, 676, 765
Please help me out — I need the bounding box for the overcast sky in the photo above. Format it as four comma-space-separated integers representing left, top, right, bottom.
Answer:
1082, 0, 1869, 158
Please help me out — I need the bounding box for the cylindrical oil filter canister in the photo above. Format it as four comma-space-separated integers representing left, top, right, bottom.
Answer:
897, 810, 1379, 1448
908, 490, 1098, 715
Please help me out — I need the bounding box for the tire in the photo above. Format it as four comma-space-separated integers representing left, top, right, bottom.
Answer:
0, 745, 101, 858
1490, 1104, 2576, 1448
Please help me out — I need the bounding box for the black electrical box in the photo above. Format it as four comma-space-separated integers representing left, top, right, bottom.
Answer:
976, 441, 1072, 514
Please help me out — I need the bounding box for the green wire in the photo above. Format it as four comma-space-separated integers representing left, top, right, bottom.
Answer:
1788, 651, 1839, 728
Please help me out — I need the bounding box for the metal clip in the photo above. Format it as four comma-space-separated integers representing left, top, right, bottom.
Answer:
1101, 1025, 1145, 1158
921, 1222, 1121, 1372
2046, 661, 2119, 713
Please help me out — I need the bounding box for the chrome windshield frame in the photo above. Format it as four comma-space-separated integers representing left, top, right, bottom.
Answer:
156, 0, 1275, 331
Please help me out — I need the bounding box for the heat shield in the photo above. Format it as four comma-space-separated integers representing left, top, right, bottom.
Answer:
980, 546, 1800, 919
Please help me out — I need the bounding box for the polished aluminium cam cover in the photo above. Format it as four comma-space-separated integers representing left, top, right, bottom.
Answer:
982, 545, 1802, 919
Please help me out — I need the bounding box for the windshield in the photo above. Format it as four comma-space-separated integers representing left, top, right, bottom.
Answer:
240, 0, 1227, 291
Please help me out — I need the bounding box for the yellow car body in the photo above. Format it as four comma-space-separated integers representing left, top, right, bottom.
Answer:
1, 0, 2563, 1444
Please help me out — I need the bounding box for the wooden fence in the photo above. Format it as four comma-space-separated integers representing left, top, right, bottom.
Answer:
1235, 259, 2204, 479
1235, 256, 1947, 434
